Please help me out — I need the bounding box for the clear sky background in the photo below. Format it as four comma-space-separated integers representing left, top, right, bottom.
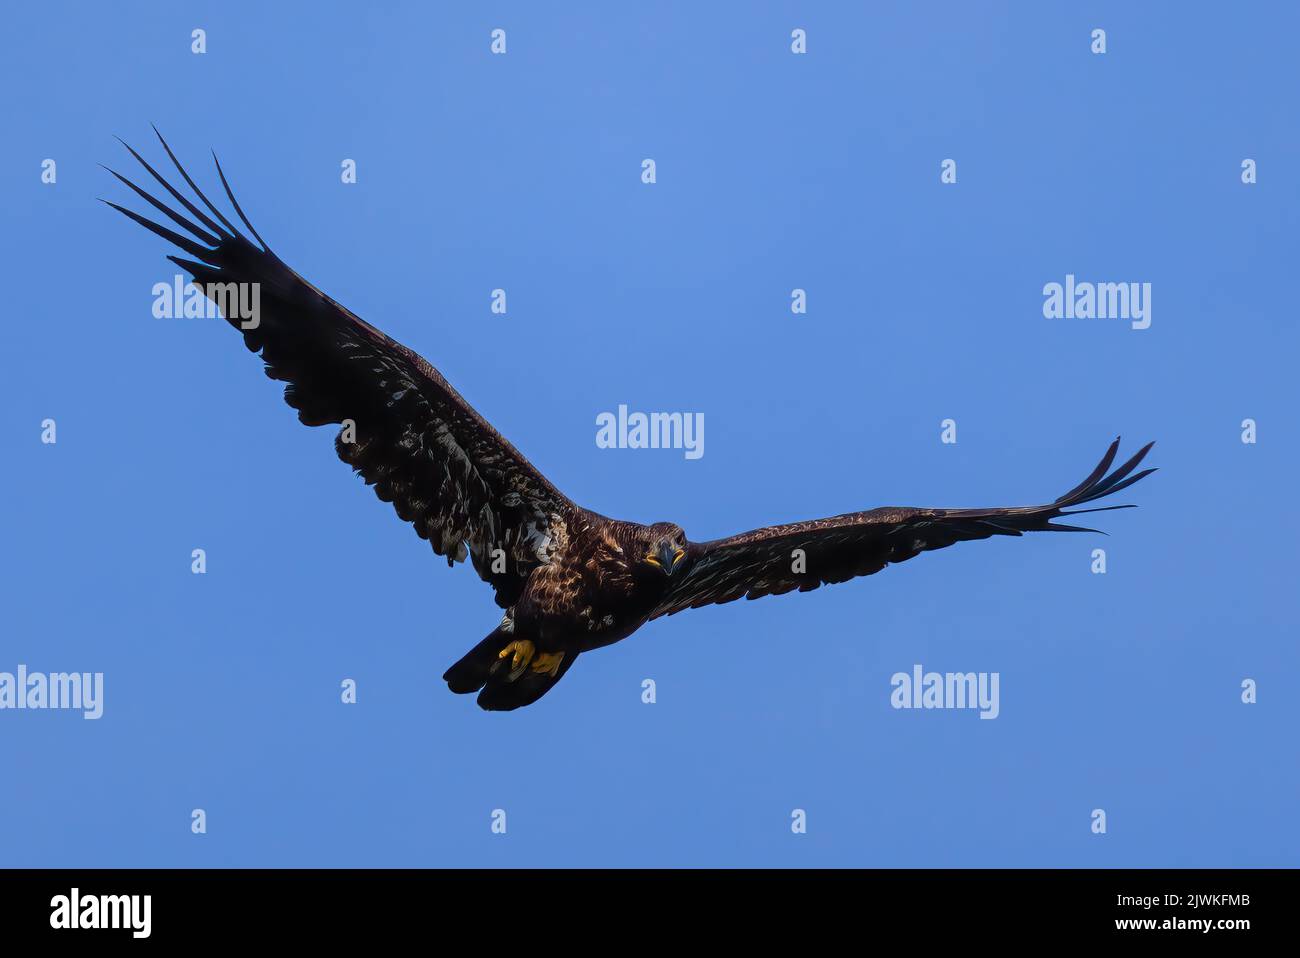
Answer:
2, 1, 1296, 867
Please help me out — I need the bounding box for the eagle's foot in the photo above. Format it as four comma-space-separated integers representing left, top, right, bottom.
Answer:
496, 639, 536, 681
530, 651, 566, 677
494, 640, 565, 682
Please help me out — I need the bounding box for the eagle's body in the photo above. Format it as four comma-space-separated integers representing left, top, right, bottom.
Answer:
510, 512, 664, 649
107, 131, 1157, 710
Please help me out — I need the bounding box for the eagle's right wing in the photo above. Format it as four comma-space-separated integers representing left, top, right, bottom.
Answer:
651, 439, 1156, 619
105, 129, 573, 608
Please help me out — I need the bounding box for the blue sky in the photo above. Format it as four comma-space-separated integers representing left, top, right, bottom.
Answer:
2, 1, 1296, 867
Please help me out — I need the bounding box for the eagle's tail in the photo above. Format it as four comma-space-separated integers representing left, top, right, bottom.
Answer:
443, 626, 579, 712
443, 628, 509, 695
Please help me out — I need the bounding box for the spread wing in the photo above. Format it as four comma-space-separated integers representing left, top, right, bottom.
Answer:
104, 129, 573, 607
651, 439, 1155, 619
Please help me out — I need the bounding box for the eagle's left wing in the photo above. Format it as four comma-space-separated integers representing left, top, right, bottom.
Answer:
650, 439, 1154, 619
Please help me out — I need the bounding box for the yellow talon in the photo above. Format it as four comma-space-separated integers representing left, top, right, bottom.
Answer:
498, 639, 535, 679
531, 651, 566, 677
497, 641, 564, 680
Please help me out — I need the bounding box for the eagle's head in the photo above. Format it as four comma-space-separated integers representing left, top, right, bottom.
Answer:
638, 522, 688, 578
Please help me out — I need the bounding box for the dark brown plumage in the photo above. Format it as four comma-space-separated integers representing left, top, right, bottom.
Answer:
107, 132, 1157, 711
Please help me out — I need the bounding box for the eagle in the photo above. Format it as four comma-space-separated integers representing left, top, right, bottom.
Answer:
105, 130, 1157, 711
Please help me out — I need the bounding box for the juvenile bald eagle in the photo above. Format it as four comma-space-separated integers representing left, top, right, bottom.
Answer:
106, 131, 1157, 711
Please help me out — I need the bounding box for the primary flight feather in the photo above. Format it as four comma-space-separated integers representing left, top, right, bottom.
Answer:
106, 131, 1157, 711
